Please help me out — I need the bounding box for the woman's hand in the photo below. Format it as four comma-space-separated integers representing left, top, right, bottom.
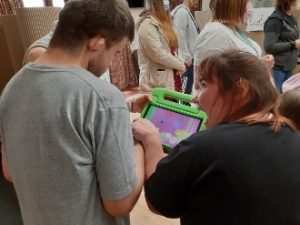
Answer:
295, 39, 300, 49
132, 118, 165, 180
185, 58, 193, 67
176, 63, 187, 76
132, 119, 160, 146
261, 54, 274, 70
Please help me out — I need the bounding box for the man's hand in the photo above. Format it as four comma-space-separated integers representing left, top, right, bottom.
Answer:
126, 94, 152, 113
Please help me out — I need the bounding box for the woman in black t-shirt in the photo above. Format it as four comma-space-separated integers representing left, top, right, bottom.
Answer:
132, 49, 300, 225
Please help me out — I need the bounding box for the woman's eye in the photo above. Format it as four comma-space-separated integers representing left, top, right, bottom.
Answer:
200, 80, 206, 89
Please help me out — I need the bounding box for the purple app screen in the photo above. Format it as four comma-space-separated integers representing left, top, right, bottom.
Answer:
150, 107, 201, 148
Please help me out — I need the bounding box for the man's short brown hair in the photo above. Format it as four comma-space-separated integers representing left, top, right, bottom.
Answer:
50, 0, 134, 50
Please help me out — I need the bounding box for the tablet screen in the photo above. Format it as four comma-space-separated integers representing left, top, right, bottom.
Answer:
146, 105, 202, 148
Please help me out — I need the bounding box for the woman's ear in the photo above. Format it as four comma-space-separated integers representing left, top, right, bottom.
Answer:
237, 78, 250, 99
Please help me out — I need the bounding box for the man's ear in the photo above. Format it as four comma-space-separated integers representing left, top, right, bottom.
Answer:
87, 37, 106, 52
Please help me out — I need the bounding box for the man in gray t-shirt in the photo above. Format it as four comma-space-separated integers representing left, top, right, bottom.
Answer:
0, 1, 145, 225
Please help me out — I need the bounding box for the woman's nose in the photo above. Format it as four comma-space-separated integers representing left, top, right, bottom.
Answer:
191, 95, 199, 104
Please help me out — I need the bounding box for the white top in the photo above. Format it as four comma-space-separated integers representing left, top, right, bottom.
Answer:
282, 73, 300, 92
171, 4, 199, 63
194, 22, 262, 65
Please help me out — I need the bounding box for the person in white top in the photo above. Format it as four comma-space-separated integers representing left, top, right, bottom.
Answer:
193, 0, 274, 91
171, 0, 199, 94
282, 73, 300, 92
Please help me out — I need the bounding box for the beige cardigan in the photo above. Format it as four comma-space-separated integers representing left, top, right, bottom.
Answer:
137, 16, 184, 93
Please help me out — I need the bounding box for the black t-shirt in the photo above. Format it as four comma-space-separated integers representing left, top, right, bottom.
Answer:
145, 123, 300, 225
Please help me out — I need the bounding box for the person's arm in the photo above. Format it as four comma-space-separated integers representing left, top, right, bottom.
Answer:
132, 119, 165, 180
131, 119, 166, 214
132, 119, 213, 218
138, 20, 185, 71
264, 18, 297, 54
2, 154, 12, 182
125, 93, 152, 113
23, 47, 47, 64
102, 142, 144, 217
95, 105, 144, 218
173, 9, 193, 64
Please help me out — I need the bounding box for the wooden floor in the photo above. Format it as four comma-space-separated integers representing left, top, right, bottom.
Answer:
131, 191, 180, 225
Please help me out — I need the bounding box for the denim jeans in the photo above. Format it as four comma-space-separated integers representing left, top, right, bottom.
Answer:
181, 63, 194, 95
272, 68, 292, 93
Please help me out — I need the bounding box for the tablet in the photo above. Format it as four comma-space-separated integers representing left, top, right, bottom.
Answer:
144, 105, 203, 149
141, 88, 207, 151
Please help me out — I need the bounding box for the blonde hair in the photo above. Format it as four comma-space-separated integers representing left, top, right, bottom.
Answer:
148, 0, 178, 49
210, 0, 248, 23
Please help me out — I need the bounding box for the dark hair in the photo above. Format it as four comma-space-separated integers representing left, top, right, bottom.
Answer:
278, 90, 300, 130
50, 0, 134, 50
198, 49, 293, 131
210, 0, 248, 23
276, 0, 295, 12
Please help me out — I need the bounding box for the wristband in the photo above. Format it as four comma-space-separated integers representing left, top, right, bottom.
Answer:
126, 101, 134, 112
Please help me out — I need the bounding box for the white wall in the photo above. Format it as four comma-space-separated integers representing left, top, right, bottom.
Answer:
201, 0, 210, 11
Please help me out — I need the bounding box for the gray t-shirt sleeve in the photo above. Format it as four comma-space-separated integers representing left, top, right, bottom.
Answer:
95, 106, 136, 200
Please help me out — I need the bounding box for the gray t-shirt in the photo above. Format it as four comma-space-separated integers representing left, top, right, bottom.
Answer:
0, 63, 136, 225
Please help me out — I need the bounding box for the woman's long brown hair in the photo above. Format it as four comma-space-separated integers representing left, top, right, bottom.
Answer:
148, 0, 178, 49
198, 49, 296, 132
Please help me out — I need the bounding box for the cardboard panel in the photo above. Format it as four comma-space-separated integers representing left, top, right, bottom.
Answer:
16, 7, 61, 50
0, 17, 15, 93
0, 7, 61, 93
1, 14, 25, 73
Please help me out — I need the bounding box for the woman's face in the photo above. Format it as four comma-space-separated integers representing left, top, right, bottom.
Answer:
196, 76, 230, 128
290, 0, 298, 14
243, 1, 254, 24
189, 0, 200, 11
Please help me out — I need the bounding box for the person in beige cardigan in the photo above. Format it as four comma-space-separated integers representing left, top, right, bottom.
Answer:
137, 0, 186, 93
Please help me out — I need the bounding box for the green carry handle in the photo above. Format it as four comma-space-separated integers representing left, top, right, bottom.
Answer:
141, 88, 207, 131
